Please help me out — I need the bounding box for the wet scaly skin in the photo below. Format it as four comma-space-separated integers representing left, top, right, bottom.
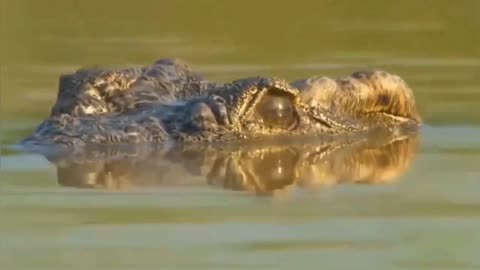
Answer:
19, 58, 422, 151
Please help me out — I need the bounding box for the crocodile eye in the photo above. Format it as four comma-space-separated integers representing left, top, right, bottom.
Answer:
256, 92, 296, 129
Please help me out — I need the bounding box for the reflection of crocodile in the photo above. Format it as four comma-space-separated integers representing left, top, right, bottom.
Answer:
19, 58, 421, 150
50, 132, 419, 196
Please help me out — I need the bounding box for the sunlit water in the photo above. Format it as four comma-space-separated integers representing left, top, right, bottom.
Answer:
2, 0, 480, 269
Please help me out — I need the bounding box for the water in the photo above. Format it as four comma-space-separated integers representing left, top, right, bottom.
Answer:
1, 0, 480, 269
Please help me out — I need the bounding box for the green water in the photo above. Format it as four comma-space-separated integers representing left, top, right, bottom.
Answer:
1, 0, 480, 269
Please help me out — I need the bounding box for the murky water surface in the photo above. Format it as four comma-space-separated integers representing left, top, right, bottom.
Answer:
1, 1, 480, 269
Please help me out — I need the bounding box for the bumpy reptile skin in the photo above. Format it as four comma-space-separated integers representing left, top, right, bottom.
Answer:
20, 58, 422, 150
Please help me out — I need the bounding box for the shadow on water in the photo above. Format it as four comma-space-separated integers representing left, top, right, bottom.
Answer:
45, 132, 420, 196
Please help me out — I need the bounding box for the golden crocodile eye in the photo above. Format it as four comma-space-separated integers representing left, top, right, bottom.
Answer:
256, 92, 296, 129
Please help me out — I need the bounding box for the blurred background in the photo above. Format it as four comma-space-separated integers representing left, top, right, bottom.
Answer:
1, 1, 480, 269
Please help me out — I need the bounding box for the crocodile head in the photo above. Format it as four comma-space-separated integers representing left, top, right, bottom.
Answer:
19, 67, 422, 150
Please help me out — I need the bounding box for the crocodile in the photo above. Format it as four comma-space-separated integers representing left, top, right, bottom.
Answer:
50, 132, 419, 195
19, 58, 422, 151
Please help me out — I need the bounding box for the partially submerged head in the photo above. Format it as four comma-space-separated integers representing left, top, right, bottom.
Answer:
20, 64, 422, 151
